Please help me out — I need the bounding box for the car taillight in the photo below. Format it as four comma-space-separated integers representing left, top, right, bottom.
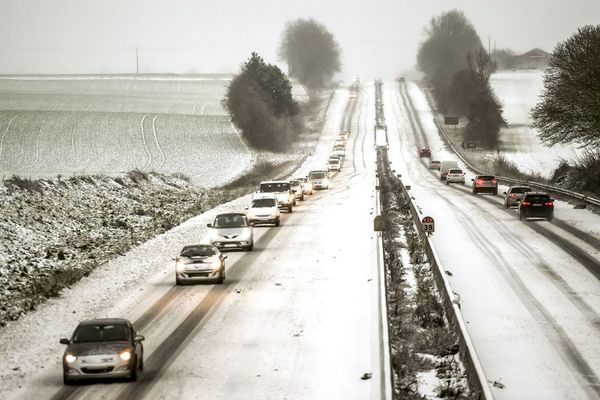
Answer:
492, 179, 497, 184
521, 201, 531, 206
509, 193, 516, 197
544, 201, 554, 207
476, 179, 484, 185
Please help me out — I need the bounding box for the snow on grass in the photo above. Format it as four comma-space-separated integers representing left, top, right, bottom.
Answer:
490, 71, 582, 176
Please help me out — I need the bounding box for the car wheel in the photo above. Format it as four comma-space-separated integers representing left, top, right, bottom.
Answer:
547, 214, 553, 222
445, 179, 449, 185
519, 212, 523, 221
275, 218, 280, 227
63, 374, 74, 386
493, 190, 498, 196
287, 205, 292, 213
175, 277, 182, 286
246, 243, 254, 252
472, 189, 477, 195
129, 357, 139, 381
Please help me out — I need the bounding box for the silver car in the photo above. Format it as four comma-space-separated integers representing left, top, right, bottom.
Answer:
175, 244, 226, 285
60, 318, 144, 385
208, 213, 254, 251
504, 185, 532, 208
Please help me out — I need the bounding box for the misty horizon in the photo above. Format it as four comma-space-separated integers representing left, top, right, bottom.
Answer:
1, 0, 599, 79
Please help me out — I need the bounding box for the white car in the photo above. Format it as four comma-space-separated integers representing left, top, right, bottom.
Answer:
333, 146, 345, 157
207, 213, 254, 251
246, 193, 280, 226
294, 177, 313, 195
445, 168, 465, 184
308, 170, 329, 190
259, 181, 295, 212
328, 158, 341, 172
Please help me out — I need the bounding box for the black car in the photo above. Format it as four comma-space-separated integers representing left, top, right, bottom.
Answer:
60, 318, 144, 384
519, 192, 554, 221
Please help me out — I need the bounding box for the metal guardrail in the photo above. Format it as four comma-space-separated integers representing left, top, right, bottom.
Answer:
419, 85, 600, 208
374, 176, 394, 400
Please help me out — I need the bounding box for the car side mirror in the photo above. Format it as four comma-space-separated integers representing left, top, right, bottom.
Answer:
503, 192, 507, 195
207, 223, 212, 228
222, 255, 228, 260
471, 179, 474, 182
134, 335, 145, 342
60, 338, 70, 345
244, 207, 248, 210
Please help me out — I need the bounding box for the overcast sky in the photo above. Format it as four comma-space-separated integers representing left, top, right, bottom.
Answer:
1, 0, 599, 78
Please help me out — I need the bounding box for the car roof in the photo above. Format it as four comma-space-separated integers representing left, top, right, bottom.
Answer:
252, 192, 277, 198
181, 244, 214, 251
260, 180, 288, 184
78, 318, 130, 326
215, 212, 247, 217
523, 191, 550, 196
309, 170, 327, 173
509, 185, 531, 189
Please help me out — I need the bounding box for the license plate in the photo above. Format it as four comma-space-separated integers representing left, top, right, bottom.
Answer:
533, 204, 542, 207
225, 243, 237, 247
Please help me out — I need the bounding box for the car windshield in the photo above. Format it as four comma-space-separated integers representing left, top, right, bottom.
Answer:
289, 180, 299, 186
180, 246, 215, 257
213, 214, 248, 228
251, 198, 276, 208
511, 187, 531, 194
73, 324, 130, 343
260, 182, 290, 192
310, 172, 326, 179
479, 176, 495, 180
329, 160, 338, 164
449, 169, 462, 173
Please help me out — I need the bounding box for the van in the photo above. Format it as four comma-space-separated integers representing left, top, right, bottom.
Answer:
440, 160, 459, 181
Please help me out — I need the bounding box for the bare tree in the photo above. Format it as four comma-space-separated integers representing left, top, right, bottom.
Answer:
532, 25, 600, 147
279, 18, 341, 94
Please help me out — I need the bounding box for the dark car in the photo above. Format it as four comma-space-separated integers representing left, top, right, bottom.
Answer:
472, 175, 498, 195
175, 244, 226, 285
519, 192, 554, 221
60, 318, 144, 385
419, 148, 432, 157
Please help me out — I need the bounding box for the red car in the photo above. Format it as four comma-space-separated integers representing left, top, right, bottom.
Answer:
419, 148, 431, 157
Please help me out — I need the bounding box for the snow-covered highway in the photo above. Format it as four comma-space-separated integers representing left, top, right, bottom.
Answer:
385, 81, 600, 399
0, 86, 388, 400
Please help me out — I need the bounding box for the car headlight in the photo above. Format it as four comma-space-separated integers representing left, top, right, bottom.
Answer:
176, 261, 185, 272
119, 350, 132, 361
65, 354, 77, 363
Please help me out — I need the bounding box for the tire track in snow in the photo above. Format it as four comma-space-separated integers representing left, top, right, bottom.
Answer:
151, 114, 166, 170
139, 114, 152, 170
0, 115, 17, 161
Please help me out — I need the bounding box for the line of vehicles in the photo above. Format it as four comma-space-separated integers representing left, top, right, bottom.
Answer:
328, 129, 349, 172
420, 147, 555, 221
58, 169, 334, 385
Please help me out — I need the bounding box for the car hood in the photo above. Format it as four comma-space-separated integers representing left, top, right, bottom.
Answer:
67, 341, 130, 356
212, 226, 252, 237
180, 255, 218, 265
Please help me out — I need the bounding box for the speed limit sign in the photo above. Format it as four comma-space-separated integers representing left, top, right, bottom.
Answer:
422, 216, 435, 234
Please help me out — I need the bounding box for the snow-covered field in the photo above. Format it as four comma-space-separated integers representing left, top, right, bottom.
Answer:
491, 71, 582, 176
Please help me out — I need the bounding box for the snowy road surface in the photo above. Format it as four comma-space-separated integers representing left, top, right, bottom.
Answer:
387, 81, 600, 400
0, 85, 387, 400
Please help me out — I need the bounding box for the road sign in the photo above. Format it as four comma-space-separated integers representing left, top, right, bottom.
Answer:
422, 216, 435, 233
